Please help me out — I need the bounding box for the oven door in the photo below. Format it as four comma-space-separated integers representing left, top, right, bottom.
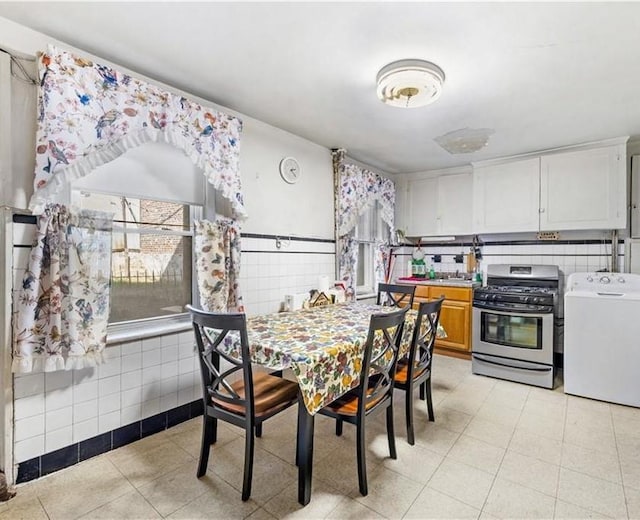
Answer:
472, 306, 554, 365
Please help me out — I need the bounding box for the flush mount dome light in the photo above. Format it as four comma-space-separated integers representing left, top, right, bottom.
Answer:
376, 59, 445, 108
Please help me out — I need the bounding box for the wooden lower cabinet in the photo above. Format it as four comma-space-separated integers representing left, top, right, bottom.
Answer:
411, 284, 473, 359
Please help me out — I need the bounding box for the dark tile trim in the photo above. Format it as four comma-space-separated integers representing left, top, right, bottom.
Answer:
241, 232, 334, 244
15, 399, 204, 485
41, 445, 79, 477
243, 250, 335, 255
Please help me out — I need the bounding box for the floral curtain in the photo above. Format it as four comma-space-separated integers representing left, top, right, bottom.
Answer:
31, 46, 246, 219
338, 163, 395, 236
332, 150, 395, 299
337, 232, 358, 301
194, 218, 244, 313
12, 204, 113, 374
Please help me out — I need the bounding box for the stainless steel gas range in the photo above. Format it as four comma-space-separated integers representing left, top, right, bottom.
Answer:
472, 264, 559, 389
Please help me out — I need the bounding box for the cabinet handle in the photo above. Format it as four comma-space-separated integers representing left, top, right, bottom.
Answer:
539, 208, 546, 213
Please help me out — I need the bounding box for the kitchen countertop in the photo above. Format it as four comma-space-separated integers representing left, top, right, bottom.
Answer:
396, 277, 481, 288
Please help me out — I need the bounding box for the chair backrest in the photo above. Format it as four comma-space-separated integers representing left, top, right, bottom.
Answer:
407, 298, 444, 380
186, 305, 255, 418
357, 306, 409, 414
376, 283, 416, 308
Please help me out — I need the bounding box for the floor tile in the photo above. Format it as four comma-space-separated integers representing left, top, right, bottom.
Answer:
563, 422, 618, 455
350, 465, 424, 519
553, 499, 612, 519
0, 493, 48, 520
404, 487, 481, 519
428, 458, 494, 509
625, 486, 640, 519
326, 497, 385, 519
557, 467, 627, 518
137, 460, 218, 516
413, 423, 461, 455
508, 427, 563, 465
166, 473, 259, 519
426, 405, 473, 433
447, 434, 505, 475
475, 401, 522, 428
379, 436, 443, 484
483, 477, 556, 519
166, 417, 239, 458
263, 477, 343, 519
78, 489, 161, 519
205, 437, 297, 506
463, 416, 514, 449
517, 408, 565, 441
35, 457, 136, 520
498, 450, 559, 497
107, 436, 194, 488
561, 442, 622, 484
245, 507, 278, 520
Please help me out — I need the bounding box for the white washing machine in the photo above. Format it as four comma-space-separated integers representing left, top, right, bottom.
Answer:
564, 272, 640, 407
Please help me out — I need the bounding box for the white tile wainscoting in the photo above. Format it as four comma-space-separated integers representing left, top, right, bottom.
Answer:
10, 218, 336, 481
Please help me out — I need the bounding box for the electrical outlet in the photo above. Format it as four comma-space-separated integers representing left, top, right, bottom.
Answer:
537, 231, 559, 241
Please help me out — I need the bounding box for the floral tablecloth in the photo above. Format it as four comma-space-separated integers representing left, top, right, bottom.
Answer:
221, 302, 445, 415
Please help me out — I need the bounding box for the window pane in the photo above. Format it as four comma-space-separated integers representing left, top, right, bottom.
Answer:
71, 191, 194, 323
110, 234, 192, 322
357, 243, 366, 287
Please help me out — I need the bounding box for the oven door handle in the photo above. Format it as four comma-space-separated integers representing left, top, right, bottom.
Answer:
472, 353, 552, 372
472, 305, 552, 319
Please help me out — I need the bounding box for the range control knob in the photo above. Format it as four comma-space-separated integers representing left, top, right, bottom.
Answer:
587, 276, 593, 282
599, 275, 611, 284
618, 277, 626, 283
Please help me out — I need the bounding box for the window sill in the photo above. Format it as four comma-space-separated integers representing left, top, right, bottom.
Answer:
356, 292, 376, 301
107, 314, 192, 345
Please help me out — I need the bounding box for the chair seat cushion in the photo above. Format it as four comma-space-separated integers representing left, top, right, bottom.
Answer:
394, 359, 428, 384
323, 387, 386, 416
212, 372, 299, 417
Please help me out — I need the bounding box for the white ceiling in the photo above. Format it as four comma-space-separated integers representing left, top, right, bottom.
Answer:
2, 2, 640, 174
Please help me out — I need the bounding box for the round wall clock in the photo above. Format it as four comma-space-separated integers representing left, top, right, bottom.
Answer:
279, 156, 301, 184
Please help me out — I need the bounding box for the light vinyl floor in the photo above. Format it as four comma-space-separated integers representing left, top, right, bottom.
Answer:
2, 355, 640, 519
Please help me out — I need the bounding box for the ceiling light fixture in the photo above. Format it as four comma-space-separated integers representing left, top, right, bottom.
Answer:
376, 59, 445, 108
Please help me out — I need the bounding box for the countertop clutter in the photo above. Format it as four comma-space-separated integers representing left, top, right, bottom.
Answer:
397, 276, 480, 288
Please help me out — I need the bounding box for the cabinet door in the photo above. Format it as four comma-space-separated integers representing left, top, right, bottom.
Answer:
434, 300, 470, 352
406, 177, 438, 236
437, 173, 473, 236
473, 158, 540, 233
540, 145, 626, 231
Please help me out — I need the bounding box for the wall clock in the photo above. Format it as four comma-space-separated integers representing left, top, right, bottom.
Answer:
279, 156, 301, 184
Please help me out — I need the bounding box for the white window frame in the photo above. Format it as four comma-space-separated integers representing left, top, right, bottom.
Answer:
354, 202, 388, 298
70, 188, 204, 343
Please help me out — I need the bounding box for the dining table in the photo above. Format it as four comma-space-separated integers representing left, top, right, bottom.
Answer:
225, 301, 445, 505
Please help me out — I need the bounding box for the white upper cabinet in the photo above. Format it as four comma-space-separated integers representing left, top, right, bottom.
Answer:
406, 177, 438, 236
539, 144, 626, 231
405, 173, 473, 237
471, 139, 628, 233
437, 173, 473, 235
473, 158, 540, 233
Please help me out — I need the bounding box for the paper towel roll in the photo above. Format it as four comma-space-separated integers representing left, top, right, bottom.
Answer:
318, 275, 330, 293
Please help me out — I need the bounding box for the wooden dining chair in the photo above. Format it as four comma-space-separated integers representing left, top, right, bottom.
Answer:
187, 305, 300, 501
394, 298, 444, 445
318, 306, 409, 496
376, 282, 416, 308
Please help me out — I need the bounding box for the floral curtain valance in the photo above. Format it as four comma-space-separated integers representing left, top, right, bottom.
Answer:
30, 46, 246, 219
338, 162, 395, 236
13, 204, 113, 374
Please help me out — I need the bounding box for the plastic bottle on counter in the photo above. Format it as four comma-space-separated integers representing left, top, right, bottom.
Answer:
429, 265, 436, 279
